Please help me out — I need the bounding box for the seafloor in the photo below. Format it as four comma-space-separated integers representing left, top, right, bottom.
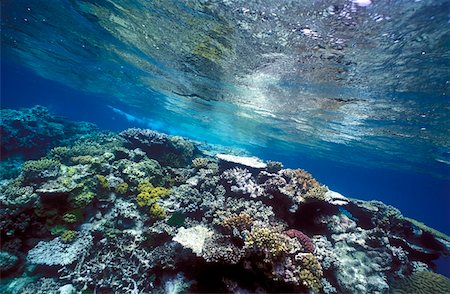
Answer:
1, 106, 449, 294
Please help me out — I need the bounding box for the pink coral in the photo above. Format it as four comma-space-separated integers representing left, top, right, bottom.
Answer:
285, 229, 315, 253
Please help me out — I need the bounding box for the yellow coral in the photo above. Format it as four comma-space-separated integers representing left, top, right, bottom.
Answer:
71, 155, 93, 164
245, 227, 290, 259
138, 181, 154, 193
62, 213, 77, 223
136, 181, 170, 207
299, 269, 322, 293
149, 203, 166, 219
61, 230, 77, 243
297, 253, 323, 292
115, 182, 129, 194
96, 175, 109, 190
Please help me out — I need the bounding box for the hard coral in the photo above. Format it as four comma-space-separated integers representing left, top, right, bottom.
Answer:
149, 203, 166, 219
115, 182, 129, 194
245, 226, 291, 260
221, 212, 253, 232
296, 253, 323, 292
1, 106, 97, 160
136, 181, 170, 207
279, 169, 327, 202
120, 128, 197, 167
392, 271, 450, 294
22, 159, 61, 183
61, 230, 78, 243
69, 190, 94, 208
96, 174, 110, 190
285, 229, 315, 253
192, 157, 209, 169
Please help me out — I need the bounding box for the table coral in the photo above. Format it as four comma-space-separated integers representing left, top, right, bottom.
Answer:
173, 225, 213, 256
22, 159, 61, 183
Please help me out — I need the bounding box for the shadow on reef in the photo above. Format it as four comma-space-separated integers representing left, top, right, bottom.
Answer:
0, 106, 97, 179
1, 107, 450, 294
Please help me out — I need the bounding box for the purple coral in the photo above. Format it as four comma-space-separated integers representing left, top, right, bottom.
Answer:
285, 229, 315, 253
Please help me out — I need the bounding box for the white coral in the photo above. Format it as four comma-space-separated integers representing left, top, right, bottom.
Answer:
173, 225, 213, 256
28, 233, 93, 266
216, 154, 267, 169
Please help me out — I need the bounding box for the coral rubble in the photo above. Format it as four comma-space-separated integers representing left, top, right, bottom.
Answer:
1, 107, 449, 293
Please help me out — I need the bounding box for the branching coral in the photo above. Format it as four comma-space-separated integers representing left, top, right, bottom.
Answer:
279, 169, 327, 202
221, 168, 265, 198
192, 157, 209, 169
221, 212, 253, 232
245, 226, 291, 260
296, 253, 323, 292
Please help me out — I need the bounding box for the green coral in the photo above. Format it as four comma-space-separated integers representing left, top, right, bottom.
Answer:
50, 224, 68, 236
70, 190, 95, 208
62, 210, 83, 223
62, 213, 77, 223
61, 230, 78, 243
392, 271, 450, 294
115, 182, 129, 194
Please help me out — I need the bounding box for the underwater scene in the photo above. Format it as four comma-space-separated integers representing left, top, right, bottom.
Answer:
1, 0, 449, 293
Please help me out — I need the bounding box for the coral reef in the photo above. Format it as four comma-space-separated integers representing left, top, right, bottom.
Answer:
0, 106, 97, 161
1, 109, 449, 293
28, 232, 93, 266
120, 128, 198, 166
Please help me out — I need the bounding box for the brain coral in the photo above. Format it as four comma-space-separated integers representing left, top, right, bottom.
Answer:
392, 271, 450, 294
